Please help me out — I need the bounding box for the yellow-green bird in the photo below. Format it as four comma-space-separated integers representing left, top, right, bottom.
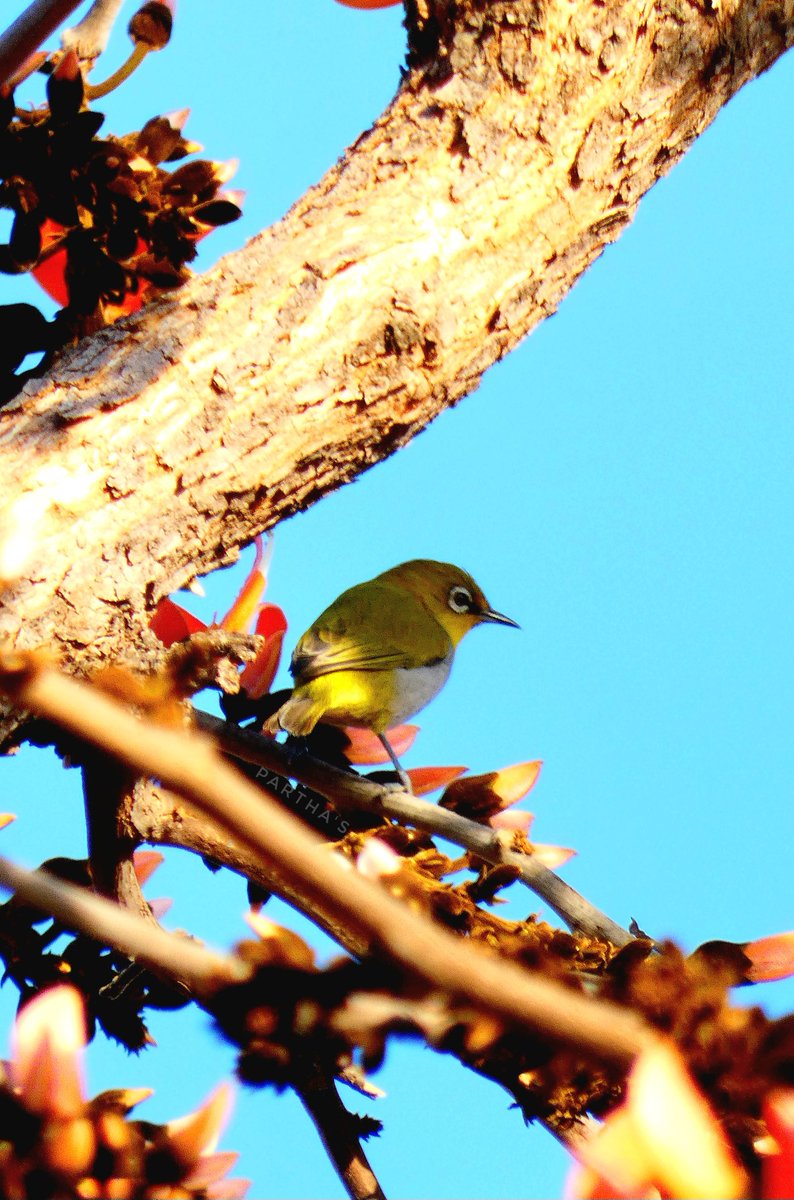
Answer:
266, 559, 518, 787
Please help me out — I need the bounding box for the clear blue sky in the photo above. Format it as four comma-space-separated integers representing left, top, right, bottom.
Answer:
1, 2, 793, 1196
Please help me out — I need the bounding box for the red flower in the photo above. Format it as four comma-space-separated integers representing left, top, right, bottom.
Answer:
151, 536, 287, 698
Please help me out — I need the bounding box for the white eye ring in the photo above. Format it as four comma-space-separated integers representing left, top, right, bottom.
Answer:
448, 586, 473, 614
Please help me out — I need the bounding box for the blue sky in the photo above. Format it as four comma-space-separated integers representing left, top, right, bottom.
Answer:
1, 2, 793, 1196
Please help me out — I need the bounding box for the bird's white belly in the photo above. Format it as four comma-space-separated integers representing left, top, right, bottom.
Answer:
389, 655, 453, 725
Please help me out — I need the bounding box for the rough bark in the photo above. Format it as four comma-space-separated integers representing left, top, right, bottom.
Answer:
0, 0, 791, 735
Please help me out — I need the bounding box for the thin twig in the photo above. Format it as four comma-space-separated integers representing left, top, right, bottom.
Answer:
295, 1062, 387, 1200
0, 0, 82, 86
0, 854, 241, 991
0, 657, 654, 1066
85, 39, 148, 98
195, 711, 634, 946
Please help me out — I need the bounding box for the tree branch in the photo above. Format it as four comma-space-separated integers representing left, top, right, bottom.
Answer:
0, 654, 654, 1065
295, 1063, 387, 1200
194, 710, 634, 946
1, 0, 792, 740
82, 755, 156, 920
130, 780, 373, 957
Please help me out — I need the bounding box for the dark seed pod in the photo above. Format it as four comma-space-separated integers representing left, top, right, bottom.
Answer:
96, 252, 131, 303
59, 109, 106, 145
191, 196, 243, 228
42, 187, 79, 230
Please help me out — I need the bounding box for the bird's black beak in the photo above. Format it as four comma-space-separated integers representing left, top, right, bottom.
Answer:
480, 608, 520, 629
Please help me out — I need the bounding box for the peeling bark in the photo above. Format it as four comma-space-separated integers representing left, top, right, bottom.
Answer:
0, 0, 791, 739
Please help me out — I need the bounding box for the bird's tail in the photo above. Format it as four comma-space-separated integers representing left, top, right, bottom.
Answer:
264, 693, 321, 738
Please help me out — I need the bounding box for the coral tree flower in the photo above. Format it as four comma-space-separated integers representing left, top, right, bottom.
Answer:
12, 985, 86, 1119
762, 1089, 794, 1199
567, 1042, 747, 1200
7, 985, 247, 1197
343, 724, 419, 764
743, 931, 794, 984
151, 535, 287, 698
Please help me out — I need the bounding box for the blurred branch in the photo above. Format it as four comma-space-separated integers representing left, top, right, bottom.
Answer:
0, 654, 654, 1066
195, 710, 634, 947
0, 854, 241, 990
0, 0, 82, 86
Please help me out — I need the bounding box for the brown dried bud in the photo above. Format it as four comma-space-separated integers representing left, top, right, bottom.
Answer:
136, 111, 190, 164
129, 0, 174, 50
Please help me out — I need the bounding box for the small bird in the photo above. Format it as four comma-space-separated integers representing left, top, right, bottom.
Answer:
266, 559, 518, 787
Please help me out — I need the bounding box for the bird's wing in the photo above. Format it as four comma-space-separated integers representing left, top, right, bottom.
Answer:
290, 581, 452, 682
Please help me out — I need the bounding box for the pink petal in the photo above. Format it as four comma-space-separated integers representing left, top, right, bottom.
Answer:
744, 932, 794, 983
342, 724, 418, 765
334, 0, 402, 8
762, 1090, 794, 1200
220, 535, 273, 633
240, 625, 286, 700
206, 1181, 251, 1200
252, 602, 288, 641
490, 761, 543, 807
488, 809, 535, 833
167, 1083, 235, 1169
183, 1150, 239, 1189
571, 1044, 747, 1199
12, 986, 86, 1118
628, 1043, 746, 1198
133, 850, 164, 885
407, 765, 468, 795
530, 842, 577, 869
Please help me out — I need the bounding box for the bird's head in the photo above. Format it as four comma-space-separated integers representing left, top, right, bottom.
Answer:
377, 559, 519, 646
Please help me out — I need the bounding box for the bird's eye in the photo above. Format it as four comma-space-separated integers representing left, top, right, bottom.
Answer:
448, 586, 473, 614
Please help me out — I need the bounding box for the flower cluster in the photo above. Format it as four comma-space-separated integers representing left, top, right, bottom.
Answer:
0, 1, 242, 402
1, 985, 247, 1199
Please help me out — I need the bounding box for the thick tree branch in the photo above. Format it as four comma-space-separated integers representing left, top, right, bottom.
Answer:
0, 0, 792, 741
